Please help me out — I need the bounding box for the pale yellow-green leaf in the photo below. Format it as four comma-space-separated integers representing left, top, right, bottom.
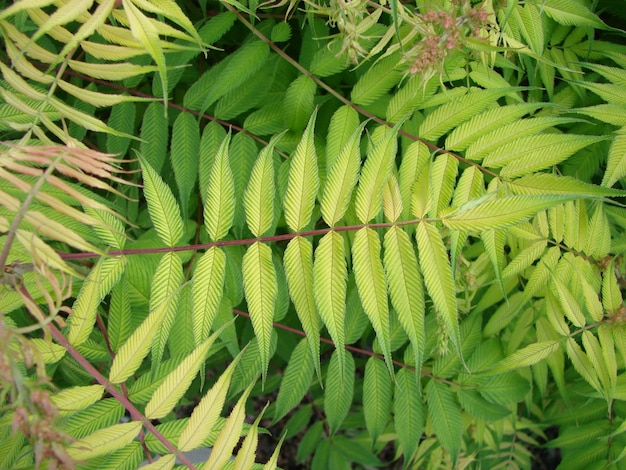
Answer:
192, 247, 226, 345
145, 337, 214, 419
15, 338, 66, 364
68, 60, 159, 81
178, 351, 243, 452
442, 194, 575, 231
321, 122, 365, 226
284, 236, 321, 377
204, 384, 253, 468
233, 405, 265, 470
382, 174, 403, 222
263, 432, 285, 470
57, 78, 152, 108
140, 157, 184, 247
284, 110, 319, 232
30, 0, 93, 45
410, 161, 431, 219
416, 222, 460, 353
67, 421, 142, 461
132, 0, 203, 45
109, 298, 171, 383
313, 231, 347, 378
140, 454, 175, 470
244, 136, 279, 237
242, 242, 277, 380
0, 0, 55, 21
353, 228, 392, 372
399, 141, 429, 220
598, 326, 618, 394
383, 226, 425, 371
51, 385, 104, 416
14, 229, 77, 276
205, 133, 235, 241
68, 257, 126, 346
429, 153, 458, 217
489, 341, 559, 374
122, 0, 168, 102
355, 125, 398, 223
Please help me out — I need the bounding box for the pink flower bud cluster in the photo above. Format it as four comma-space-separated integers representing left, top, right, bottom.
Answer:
409, 1, 490, 75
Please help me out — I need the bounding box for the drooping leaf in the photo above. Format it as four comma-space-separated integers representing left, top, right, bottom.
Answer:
274, 338, 314, 423
324, 350, 355, 434
242, 242, 277, 381
353, 227, 392, 371
192, 246, 226, 346
425, 380, 462, 463
314, 231, 347, 380
488, 341, 560, 374
416, 222, 460, 354
384, 226, 426, 371
283, 236, 321, 378
363, 357, 393, 445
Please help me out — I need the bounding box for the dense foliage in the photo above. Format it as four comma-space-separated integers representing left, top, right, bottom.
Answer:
1, 0, 626, 468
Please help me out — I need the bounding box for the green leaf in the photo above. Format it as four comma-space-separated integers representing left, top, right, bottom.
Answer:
192, 247, 226, 346
443, 194, 576, 231
419, 88, 515, 141
242, 242, 277, 381
283, 75, 317, 131
602, 260, 622, 314
274, 338, 314, 423
325, 105, 360, 172
321, 121, 366, 226
429, 153, 458, 217
244, 135, 280, 237
67, 421, 142, 461
351, 52, 402, 106
324, 350, 355, 434
384, 226, 425, 371
426, 380, 462, 463
353, 227, 392, 371
488, 341, 560, 374
204, 384, 253, 469
178, 351, 243, 452
122, 0, 168, 101
284, 110, 319, 232
394, 368, 424, 460
145, 335, 215, 419
541, 0, 608, 28
566, 337, 602, 392
283, 236, 321, 378
363, 357, 393, 445
109, 296, 173, 384
69, 256, 126, 346
170, 111, 200, 219
139, 157, 184, 247
150, 252, 183, 367
457, 389, 511, 422
417, 222, 460, 354
314, 231, 347, 379
602, 131, 626, 188
205, 132, 235, 241
355, 124, 398, 223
